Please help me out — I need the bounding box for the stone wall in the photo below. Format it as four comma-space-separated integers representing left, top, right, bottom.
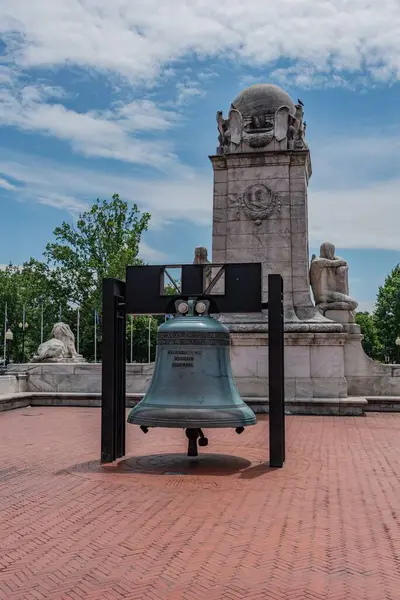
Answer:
231, 330, 400, 399
6, 333, 400, 401
7, 363, 153, 394
230, 331, 348, 399
0, 374, 27, 394
345, 334, 400, 396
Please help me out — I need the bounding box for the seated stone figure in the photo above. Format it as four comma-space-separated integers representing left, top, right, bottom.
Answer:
32, 322, 85, 363
193, 246, 212, 289
193, 247, 210, 265
310, 242, 358, 314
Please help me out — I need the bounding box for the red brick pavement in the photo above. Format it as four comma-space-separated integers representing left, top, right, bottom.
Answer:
0, 408, 399, 600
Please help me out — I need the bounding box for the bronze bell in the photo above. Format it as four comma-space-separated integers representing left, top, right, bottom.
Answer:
127, 299, 256, 456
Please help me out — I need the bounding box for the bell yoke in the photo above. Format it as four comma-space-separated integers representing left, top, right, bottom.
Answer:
127, 298, 257, 457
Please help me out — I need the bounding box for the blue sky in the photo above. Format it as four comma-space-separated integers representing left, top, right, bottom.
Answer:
1, 1, 400, 312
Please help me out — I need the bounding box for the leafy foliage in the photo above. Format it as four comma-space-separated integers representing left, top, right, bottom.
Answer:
0, 195, 154, 363
0, 260, 73, 363
44, 194, 150, 307
373, 264, 400, 363
355, 312, 384, 362
127, 315, 159, 363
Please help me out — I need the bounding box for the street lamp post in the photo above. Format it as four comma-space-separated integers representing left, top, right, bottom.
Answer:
5, 329, 13, 366
395, 336, 400, 364
18, 321, 29, 363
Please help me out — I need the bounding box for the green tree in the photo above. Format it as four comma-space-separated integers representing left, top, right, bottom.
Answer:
44, 194, 150, 308
126, 315, 159, 363
0, 265, 25, 363
0, 260, 74, 363
0, 195, 179, 363
42, 194, 151, 361
355, 311, 384, 361
0, 195, 152, 363
373, 264, 400, 363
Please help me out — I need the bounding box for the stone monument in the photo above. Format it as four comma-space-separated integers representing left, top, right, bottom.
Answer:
208, 83, 400, 408
210, 83, 349, 400
32, 322, 85, 363
212, 84, 340, 330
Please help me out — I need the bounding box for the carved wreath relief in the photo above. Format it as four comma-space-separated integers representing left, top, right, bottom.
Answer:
240, 183, 281, 224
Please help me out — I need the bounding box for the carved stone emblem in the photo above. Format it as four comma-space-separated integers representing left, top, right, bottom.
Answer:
240, 184, 281, 223
242, 129, 274, 148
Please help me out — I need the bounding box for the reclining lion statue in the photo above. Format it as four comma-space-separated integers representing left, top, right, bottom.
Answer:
32, 322, 85, 363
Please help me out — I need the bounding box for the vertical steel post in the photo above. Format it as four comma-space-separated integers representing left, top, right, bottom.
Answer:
130, 314, 134, 364
101, 278, 126, 463
268, 274, 285, 468
147, 316, 152, 363
115, 295, 126, 459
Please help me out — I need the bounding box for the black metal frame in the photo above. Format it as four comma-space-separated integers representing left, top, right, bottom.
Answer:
100, 264, 285, 468
101, 278, 126, 464
125, 262, 263, 315
268, 274, 285, 468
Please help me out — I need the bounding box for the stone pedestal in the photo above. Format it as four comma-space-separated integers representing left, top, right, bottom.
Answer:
324, 309, 355, 324
230, 332, 347, 399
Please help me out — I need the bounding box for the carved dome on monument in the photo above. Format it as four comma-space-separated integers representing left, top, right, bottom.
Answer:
232, 83, 296, 117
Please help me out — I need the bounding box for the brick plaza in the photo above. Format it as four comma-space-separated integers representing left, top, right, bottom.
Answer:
0, 407, 399, 599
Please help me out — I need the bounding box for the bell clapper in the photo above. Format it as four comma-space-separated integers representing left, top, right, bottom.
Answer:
185, 428, 209, 456
185, 429, 199, 457
235, 427, 244, 434
198, 429, 208, 447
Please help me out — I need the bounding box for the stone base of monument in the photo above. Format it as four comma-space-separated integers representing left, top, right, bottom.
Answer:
230, 331, 348, 399
229, 328, 400, 403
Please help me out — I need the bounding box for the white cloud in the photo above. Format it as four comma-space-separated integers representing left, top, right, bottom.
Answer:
0, 151, 209, 265
1, 1, 400, 85
36, 193, 89, 215
356, 300, 376, 314
138, 241, 168, 262
308, 131, 400, 250
1, 136, 400, 252
0, 80, 182, 170
0, 176, 16, 190
0, 150, 212, 227
175, 80, 205, 106
270, 64, 352, 90
311, 133, 400, 188
309, 179, 400, 250
0, 66, 13, 84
